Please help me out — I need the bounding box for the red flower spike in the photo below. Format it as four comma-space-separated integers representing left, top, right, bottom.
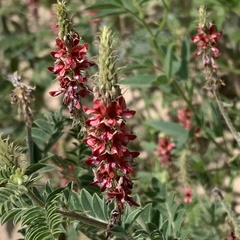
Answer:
84, 96, 139, 210
48, 31, 95, 115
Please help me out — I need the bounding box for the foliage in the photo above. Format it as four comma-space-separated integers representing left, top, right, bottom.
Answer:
0, 0, 240, 239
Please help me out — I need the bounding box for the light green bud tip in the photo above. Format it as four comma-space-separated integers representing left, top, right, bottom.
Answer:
98, 26, 121, 101
56, 0, 73, 40
198, 5, 207, 28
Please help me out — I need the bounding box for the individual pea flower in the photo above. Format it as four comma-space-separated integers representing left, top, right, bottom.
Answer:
48, 0, 95, 118
228, 232, 237, 240
184, 188, 192, 203
155, 137, 175, 165
83, 26, 139, 213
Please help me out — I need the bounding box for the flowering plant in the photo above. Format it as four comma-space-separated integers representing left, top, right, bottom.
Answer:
0, 1, 240, 240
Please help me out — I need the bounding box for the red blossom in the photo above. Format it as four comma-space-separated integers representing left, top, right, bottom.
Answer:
48, 32, 95, 114
155, 137, 175, 165
184, 188, 192, 203
191, 23, 222, 68
84, 96, 139, 210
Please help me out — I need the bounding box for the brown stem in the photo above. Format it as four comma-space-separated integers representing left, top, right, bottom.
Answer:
57, 210, 108, 229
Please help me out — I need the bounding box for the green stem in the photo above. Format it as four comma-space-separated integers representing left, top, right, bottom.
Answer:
213, 91, 240, 147
212, 188, 240, 237
205, 130, 232, 157
57, 210, 108, 229
27, 125, 34, 164
172, 79, 194, 112
155, 0, 171, 38
27, 187, 45, 207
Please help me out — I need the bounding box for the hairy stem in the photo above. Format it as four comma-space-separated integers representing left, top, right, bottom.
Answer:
212, 188, 240, 237
213, 90, 240, 147
57, 210, 108, 229
27, 125, 34, 164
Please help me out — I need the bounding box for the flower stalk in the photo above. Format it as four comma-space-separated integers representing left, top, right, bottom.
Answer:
8, 72, 35, 164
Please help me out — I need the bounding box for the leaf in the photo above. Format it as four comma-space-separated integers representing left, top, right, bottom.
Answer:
124, 208, 144, 230
92, 194, 107, 221
146, 120, 188, 147
69, 191, 83, 211
120, 74, 157, 88
164, 43, 174, 79
24, 163, 47, 175
180, 230, 191, 239
46, 187, 64, 203
174, 209, 185, 234
176, 38, 190, 80
86, 3, 122, 10
109, 226, 129, 239
32, 186, 45, 204
21, 207, 43, 225
31, 128, 49, 150
121, 0, 136, 12
88, 9, 126, 18
34, 119, 53, 133
140, 141, 156, 152
80, 189, 95, 217
152, 75, 169, 87
140, 203, 152, 223
120, 63, 151, 72
151, 209, 161, 228
0, 208, 21, 224
13, 209, 25, 225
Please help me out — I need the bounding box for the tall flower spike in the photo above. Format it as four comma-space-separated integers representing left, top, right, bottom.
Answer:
191, 6, 223, 90
48, 0, 95, 121
84, 26, 139, 214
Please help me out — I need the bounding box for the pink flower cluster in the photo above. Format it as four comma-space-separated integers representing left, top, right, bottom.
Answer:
155, 137, 175, 165
191, 23, 222, 68
83, 96, 139, 210
177, 107, 200, 137
48, 32, 95, 114
177, 108, 192, 130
